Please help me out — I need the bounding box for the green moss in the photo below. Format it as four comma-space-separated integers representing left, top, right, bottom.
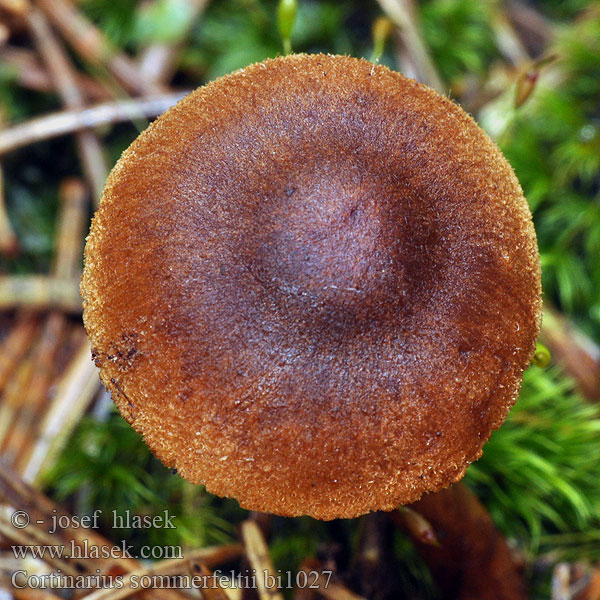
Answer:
500, 12, 600, 339
44, 410, 239, 551
466, 367, 600, 560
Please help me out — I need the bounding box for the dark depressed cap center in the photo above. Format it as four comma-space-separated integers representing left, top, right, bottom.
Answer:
81, 53, 542, 520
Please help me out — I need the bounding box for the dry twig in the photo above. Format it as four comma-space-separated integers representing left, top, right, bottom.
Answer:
138, 0, 210, 86
0, 311, 66, 465
82, 544, 244, 600
52, 178, 87, 279
375, 0, 445, 93
0, 165, 18, 256
36, 0, 164, 96
0, 311, 40, 392
20, 336, 98, 482
240, 519, 284, 600
0, 46, 110, 100
0, 463, 197, 600
541, 305, 600, 401
0, 275, 81, 312
0, 91, 188, 156
294, 559, 365, 600
185, 561, 229, 600
26, 6, 107, 199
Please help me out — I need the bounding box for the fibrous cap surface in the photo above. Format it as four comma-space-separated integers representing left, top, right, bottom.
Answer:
81, 54, 542, 520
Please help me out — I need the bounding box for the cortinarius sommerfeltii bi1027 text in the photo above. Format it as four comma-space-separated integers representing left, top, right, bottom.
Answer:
81, 54, 542, 520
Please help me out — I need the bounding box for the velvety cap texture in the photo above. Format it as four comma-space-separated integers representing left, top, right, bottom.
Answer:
81, 53, 542, 520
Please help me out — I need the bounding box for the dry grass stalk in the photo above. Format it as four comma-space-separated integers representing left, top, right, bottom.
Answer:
138, 45, 179, 88
52, 178, 88, 279
0, 311, 66, 466
0, 275, 81, 312
0, 91, 188, 156
542, 304, 600, 401
389, 506, 439, 546
506, 1, 554, 51
351, 512, 397, 598
0, 511, 81, 576
293, 560, 365, 600
185, 560, 229, 600
0, 0, 28, 16
551, 563, 574, 600
0, 46, 51, 92
82, 544, 244, 600
26, 6, 107, 199
240, 519, 284, 600
0, 463, 142, 572
0, 311, 40, 392
0, 463, 200, 600
316, 580, 366, 600
375, 0, 445, 94
491, 8, 531, 65
0, 355, 32, 443
1, 134, 87, 480
36, 0, 164, 96
0, 22, 9, 44
12, 587, 64, 600
0, 46, 111, 100
1, 173, 86, 474
0, 358, 28, 450
0, 165, 19, 256
138, 0, 210, 86
20, 336, 98, 483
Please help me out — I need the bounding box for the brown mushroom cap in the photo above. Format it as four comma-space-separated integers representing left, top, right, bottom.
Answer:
81, 54, 542, 520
